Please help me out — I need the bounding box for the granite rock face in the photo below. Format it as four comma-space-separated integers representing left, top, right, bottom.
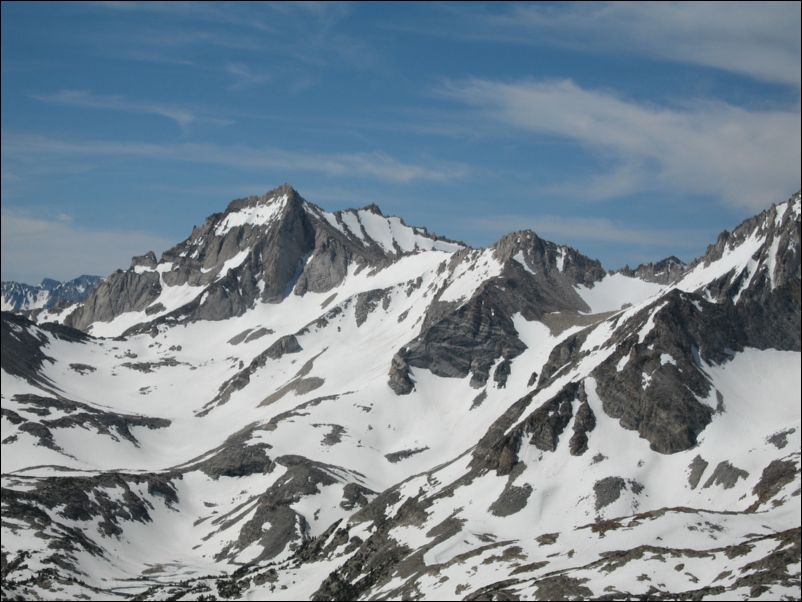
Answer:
493, 229, 606, 289
616, 256, 687, 285
65, 270, 162, 331
388, 231, 606, 393
524, 195, 801, 454
532, 283, 798, 455
692, 192, 801, 303
3, 187, 799, 602
469, 381, 590, 475
63, 185, 462, 333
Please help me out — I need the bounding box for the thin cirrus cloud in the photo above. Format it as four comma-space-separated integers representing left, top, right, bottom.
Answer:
439, 78, 801, 210
504, 1, 801, 87
0, 209, 173, 284
87, 2, 369, 69
89, 1, 277, 34
30, 89, 232, 129
428, 2, 800, 88
4, 134, 469, 184
460, 213, 710, 251
224, 63, 271, 89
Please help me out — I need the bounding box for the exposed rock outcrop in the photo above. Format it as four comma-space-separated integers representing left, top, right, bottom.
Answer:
616, 256, 686, 285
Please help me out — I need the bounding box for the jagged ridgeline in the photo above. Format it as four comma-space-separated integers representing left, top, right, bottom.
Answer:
1, 275, 103, 313
2, 186, 800, 601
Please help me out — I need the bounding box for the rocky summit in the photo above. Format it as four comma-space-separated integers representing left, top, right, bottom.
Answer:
1, 185, 800, 601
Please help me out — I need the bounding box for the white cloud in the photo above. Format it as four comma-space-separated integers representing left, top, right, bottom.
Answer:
440, 78, 801, 210
0, 210, 173, 284
224, 63, 271, 89
431, 2, 800, 87
4, 134, 469, 184
86, 1, 374, 70
515, 2, 801, 87
32, 90, 201, 129
461, 213, 710, 249
89, 1, 276, 34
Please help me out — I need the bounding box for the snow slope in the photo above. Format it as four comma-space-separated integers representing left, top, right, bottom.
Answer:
2, 188, 799, 601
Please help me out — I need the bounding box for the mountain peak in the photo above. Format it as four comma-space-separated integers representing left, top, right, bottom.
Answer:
62, 185, 469, 332
40, 278, 61, 290
3, 188, 800, 601
224, 183, 303, 213
360, 202, 384, 215
491, 230, 542, 258
489, 228, 605, 288
616, 255, 687, 284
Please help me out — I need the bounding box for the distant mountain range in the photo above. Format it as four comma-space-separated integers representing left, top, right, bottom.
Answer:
1, 185, 799, 601
1, 275, 103, 312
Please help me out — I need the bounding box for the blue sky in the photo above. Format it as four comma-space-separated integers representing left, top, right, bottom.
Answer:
2, 1, 800, 284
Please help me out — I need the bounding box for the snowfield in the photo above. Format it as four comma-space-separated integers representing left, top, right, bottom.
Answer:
2, 188, 800, 601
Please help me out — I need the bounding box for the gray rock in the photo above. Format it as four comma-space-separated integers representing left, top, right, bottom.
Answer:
354, 288, 392, 327
469, 382, 584, 475
1, 312, 89, 388
244, 327, 273, 343
341, 483, 374, 511
747, 460, 798, 511
1, 469, 178, 579
1, 275, 103, 313
766, 429, 796, 449
526, 392, 574, 452
703, 461, 750, 490
263, 334, 302, 359
65, 270, 161, 331
542, 290, 736, 453
388, 354, 415, 395
384, 447, 429, 463
213, 454, 365, 565
387, 230, 608, 394
688, 455, 709, 490
493, 229, 606, 289
469, 392, 533, 475
130, 251, 157, 269
690, 192, 801, 306
488, 483, 533, 517
470, 389, 487, 410
11, 393, 170, 450
616, 256, 686, 285
493, 359, 512, 388
227, 328, 254, 345
594, 476, 627, 510
569, 396, 596, 456
67, 184, 464, 333
204, 334, 303, 412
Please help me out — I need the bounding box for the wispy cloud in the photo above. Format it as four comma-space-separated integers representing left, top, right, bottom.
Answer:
87, 1, 373, 70
499, 2, 801, 88
31, 89, 231, 129
274, 2, 353, 20
461, 213, 710, 250
4, 133, 469, 184
224, 63, 271, 90
88, 1, 276, 34
399, 2, 800, 88
439, 78, 801, 210
0, 209, 173, 284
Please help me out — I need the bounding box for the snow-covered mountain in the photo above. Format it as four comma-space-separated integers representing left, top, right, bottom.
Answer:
1, 186, 799, 601
1, 275, 103, 312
